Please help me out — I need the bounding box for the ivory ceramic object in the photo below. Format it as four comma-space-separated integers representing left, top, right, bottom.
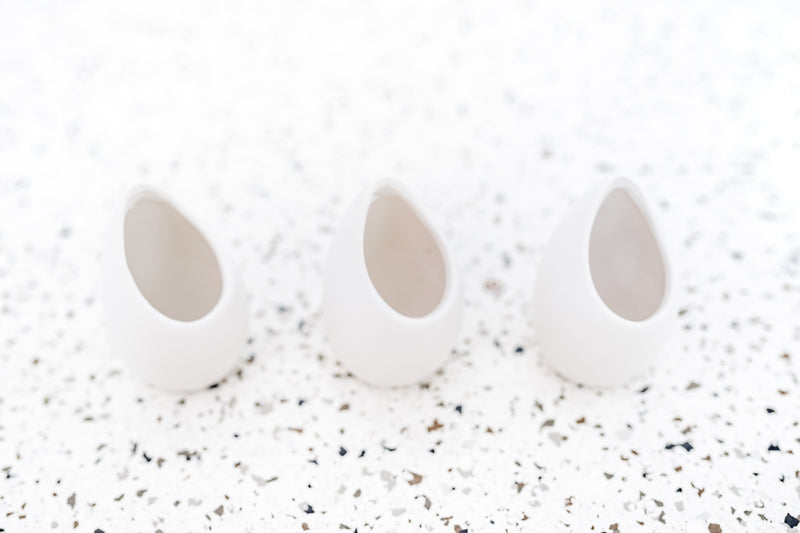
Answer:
101, 185, 249, 391
532, 177, 676, 386
323, 180, 463, 386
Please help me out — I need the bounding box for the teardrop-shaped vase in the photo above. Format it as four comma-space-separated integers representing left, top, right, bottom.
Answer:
532, 177, 676, 386
101, 185, 249, 391
323, 180, 463, 386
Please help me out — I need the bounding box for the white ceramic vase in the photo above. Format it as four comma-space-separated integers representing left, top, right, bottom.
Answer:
323, 180, 463, 386
532, 177, 676, 386
101, 185, 249, 391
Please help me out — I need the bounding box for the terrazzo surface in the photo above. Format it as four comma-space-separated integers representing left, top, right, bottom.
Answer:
2, 1, 800, 531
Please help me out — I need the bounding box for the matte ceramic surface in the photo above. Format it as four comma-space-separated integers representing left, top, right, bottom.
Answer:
532, 177, 676, 386
323, 180, 463, 386
101, 185, 249, 391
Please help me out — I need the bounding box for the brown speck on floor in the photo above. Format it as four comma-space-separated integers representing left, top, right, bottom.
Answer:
427, 419, 443, 432
408, 472, 423, 485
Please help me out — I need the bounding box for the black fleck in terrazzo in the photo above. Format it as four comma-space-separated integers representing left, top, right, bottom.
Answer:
1, 2, 800, 532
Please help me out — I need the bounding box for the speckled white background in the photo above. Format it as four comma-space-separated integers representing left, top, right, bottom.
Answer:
2, 1, 800, 532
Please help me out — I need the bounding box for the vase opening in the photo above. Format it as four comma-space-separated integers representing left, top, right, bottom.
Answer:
589, 186, 666, 321
124, 191, 223, 321
363, 185, 446, 318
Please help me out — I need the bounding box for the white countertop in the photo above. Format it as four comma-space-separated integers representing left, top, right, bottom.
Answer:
1, 1, 799, 531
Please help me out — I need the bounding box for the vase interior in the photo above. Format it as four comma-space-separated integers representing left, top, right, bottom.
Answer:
589, 187, 666, 321
363, 186, 446, 318
124, 191, 223, 321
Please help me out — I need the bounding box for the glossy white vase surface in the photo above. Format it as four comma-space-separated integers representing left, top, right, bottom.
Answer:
532, 178, 676, 386
324, 180, 463, 387
102, 185, 249, 391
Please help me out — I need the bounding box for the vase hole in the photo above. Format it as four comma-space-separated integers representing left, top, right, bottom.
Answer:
589, 187, 666, 321
124, 191, 223, 321
364, 187, 446, 318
